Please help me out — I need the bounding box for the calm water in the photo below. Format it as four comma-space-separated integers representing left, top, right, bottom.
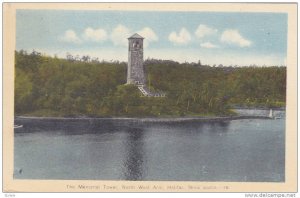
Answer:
14, 113, 285, 182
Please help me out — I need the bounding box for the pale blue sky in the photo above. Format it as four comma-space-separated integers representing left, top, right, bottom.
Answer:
16, 10, 287, 66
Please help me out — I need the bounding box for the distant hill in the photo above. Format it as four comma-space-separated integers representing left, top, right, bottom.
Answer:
15, 50, 286, 117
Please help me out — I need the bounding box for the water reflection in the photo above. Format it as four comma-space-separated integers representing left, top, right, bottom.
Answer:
206, 121, 230, 134
122, 127, 145, 180
15, 118, 140, 135
14, 117, 285, 182
15, 118, 230, 135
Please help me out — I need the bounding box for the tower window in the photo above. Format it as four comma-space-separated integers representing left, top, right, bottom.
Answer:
133, 41, 139, 48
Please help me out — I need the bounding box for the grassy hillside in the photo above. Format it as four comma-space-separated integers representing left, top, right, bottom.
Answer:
15, 50, 286, 117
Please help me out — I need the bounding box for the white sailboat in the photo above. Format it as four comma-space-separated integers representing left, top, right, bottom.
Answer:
14, 124, 23, 129
268, 109, 274, 118
269, 109, 281, 119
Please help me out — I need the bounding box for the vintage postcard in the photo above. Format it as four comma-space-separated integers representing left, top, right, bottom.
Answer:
3, 3, 297, 193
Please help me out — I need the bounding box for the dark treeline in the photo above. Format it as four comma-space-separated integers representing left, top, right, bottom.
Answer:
15, 50, 286, 117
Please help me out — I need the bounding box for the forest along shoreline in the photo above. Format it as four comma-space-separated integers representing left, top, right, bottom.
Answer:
15, 51, 286, 118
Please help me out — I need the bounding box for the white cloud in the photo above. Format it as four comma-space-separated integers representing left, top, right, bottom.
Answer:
60, 29, 81, 44
220, 29, 251, 47
83, 27, 107, 42
195, 24, 218, 39
110, 24, 131, 46
110, 25, 158, 47
168, 28, 191, 45
138, 27, 158, 42
200, 42, 219, 49
137, 27, 158, 47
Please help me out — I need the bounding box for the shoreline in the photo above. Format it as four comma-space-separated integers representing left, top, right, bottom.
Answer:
15, 115, 273, 122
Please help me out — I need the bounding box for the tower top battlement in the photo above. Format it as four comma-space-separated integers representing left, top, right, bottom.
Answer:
128, 33, 144, 39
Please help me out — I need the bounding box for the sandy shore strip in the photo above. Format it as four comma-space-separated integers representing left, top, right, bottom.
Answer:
15, 115, 272, 123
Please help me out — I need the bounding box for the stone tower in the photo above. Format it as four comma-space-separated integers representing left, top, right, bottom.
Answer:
127, 33, 145, 85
